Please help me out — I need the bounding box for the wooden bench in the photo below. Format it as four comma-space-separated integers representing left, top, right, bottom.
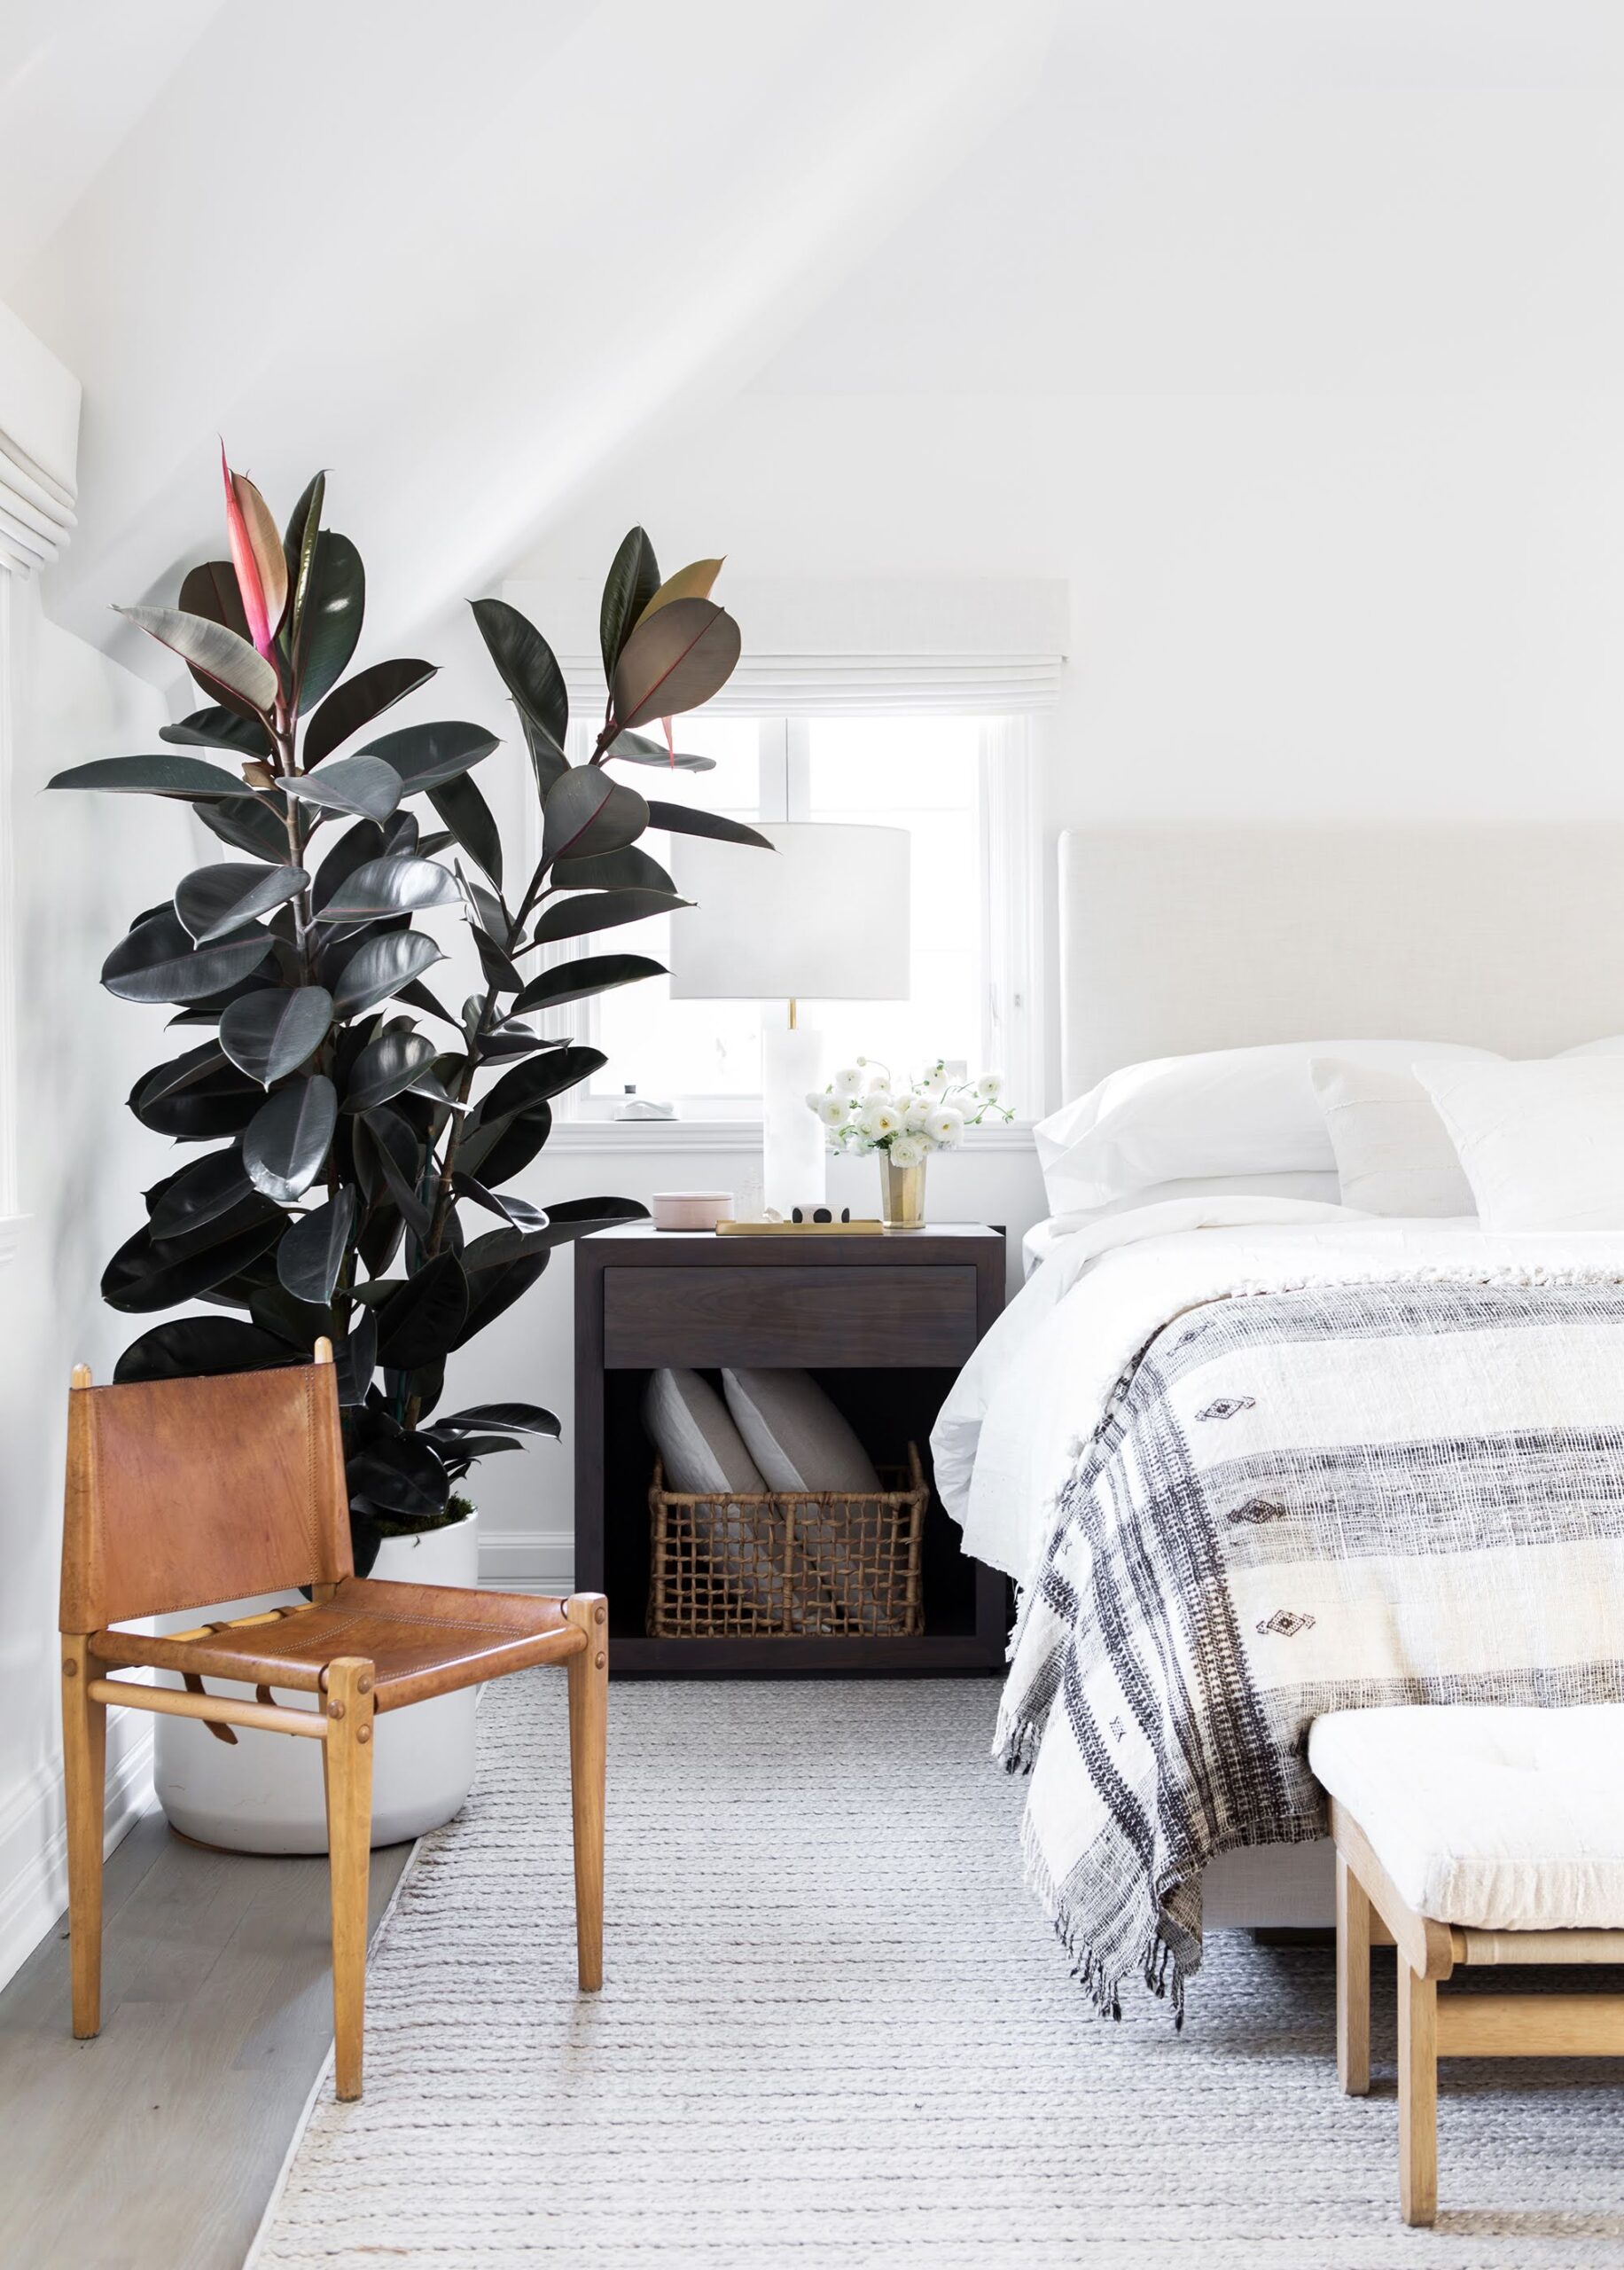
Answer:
1310, 1706, 1624, 2227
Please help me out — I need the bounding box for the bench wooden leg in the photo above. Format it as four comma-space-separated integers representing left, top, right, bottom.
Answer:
564, 1595, 607, 1993
323, 1658, 375, 2102
1399, 1957, 1438, 2227
61, 1635, 107, 2041
1337, 1851, 1371, 2095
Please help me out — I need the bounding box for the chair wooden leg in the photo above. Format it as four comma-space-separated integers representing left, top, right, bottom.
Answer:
322, 1657, 375, 2102
1398, 1957, 1438, 2227
61, 1635, 107, 2040
564, 1594, 607, 1992
1336, 1850, 1371, 2095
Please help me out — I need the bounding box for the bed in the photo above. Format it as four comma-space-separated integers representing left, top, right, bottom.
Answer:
934, 822, 1624, 1995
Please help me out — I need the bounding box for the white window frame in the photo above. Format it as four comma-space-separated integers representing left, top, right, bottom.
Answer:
535, 708, 1044, 1143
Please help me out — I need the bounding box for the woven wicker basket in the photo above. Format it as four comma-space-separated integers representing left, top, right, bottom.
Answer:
647, 1444, 927, 1639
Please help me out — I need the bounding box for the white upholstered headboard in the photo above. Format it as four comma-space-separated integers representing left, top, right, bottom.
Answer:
1059, 825, 1624, 1097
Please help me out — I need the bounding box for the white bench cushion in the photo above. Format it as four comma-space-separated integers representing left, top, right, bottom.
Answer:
1308, 1706, 1624, 1931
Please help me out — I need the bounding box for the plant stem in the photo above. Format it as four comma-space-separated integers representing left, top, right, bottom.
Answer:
418, 858, 546, 1250
404, 710, 623, 1426
400, 847, 563, 1434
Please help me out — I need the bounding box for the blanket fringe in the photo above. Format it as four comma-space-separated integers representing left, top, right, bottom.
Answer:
1017, 1801, 1189, 2029
992, 1705, 1044, 1776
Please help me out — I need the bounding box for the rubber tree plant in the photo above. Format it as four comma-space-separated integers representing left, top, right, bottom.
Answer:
51, 456, 767, 1570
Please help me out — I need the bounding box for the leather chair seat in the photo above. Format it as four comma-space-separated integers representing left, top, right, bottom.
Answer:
94, 1575, 585, 1712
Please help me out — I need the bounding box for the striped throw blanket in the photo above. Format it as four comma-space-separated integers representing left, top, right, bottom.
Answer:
995, 1278, 1624, 2020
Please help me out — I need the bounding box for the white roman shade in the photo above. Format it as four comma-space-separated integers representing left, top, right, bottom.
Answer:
502, 575, 1067, 716
0, 300, 80, 575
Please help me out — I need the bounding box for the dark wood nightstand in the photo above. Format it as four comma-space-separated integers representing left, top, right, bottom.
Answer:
573, 1223, 1009, 1673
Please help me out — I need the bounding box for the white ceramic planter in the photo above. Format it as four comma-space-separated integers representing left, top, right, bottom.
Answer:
152, 1512, 480, 1854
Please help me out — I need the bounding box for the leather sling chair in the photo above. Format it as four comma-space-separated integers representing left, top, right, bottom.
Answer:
59, 1339, 606, 2100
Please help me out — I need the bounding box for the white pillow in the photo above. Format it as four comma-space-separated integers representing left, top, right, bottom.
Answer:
642, 1369, 765, 1495
1309, 1058, 1477, 1218
722, 1369, 880, 1494
1416, 1058, 1624, 1230
1041, 1170, 1344, 1223
1035, 1039, 1494, 1215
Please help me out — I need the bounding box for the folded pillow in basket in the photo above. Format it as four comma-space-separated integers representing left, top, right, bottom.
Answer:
642, 1368, 766, 1496
722, 1369, 882, 1495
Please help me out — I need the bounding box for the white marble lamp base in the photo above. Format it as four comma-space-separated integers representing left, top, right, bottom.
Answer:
761, 1021, 824, 1217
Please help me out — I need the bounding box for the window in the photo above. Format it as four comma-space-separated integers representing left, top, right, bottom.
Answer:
547, 707, 1040, 1127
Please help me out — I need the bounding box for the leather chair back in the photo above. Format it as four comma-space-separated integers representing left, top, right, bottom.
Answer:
60, 1360, 353, 1632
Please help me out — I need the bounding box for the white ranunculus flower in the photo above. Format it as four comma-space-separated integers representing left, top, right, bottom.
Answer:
902, 1093, 931, 1131
888, 1133, 925, 1168
861, 1100, 902, 1142
917, 1062, 949, 1097
832, 1065, 864, 1098
865, 1072, 892, 1096
927, 1105, 964, 1148
814, 1092, 849, 1127
975, 1072, 1004, 1102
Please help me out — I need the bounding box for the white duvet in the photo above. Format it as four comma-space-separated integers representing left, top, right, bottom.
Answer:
933, 1198, 1624, 1586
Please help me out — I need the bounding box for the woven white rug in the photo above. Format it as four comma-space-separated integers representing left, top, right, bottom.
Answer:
249, 1676, 1624, 2268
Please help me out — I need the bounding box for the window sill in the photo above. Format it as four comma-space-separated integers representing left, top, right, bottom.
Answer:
545, 1121, 1036, 1155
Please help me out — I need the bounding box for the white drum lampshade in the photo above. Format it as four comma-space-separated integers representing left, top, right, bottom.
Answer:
668, 822, 910, 1215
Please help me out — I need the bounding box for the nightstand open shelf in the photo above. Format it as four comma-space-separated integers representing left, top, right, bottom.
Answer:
574, 1224, 1010, 1674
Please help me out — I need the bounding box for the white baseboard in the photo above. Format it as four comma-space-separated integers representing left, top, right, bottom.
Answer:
0, 1723, 154, 1992
479, 1529, 575, 1595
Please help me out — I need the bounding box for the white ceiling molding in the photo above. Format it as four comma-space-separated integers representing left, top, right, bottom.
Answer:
503, 575, 1070, 716
0, 299, 78, 576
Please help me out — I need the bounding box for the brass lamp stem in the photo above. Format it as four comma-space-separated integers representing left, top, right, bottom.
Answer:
788, 998, 798, 1030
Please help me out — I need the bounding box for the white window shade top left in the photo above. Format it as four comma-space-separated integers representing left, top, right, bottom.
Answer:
0, 298, 79, 575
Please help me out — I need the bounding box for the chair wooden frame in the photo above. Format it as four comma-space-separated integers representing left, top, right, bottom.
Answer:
59, 1342, 608, 2102
1331, 1796, 1624, 2226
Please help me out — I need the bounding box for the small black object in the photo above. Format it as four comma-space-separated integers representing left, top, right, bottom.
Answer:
814, 1207, 832, 1224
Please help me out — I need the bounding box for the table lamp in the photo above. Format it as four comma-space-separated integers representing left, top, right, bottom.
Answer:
667, 821, 910, 1216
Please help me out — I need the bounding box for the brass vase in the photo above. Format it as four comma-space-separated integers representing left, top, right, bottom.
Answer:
878, 1149, 926, 1230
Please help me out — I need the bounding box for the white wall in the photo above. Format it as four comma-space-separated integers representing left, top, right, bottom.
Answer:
518, 382, 1624, 828
0, 577, 183, 1984
511, 57, 1624, 846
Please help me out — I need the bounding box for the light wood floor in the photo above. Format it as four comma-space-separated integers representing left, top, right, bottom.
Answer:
0, 1807, 410, 2270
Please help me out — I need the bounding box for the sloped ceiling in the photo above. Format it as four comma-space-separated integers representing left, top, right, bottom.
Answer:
747, 1, 1624, 404
0, 0, 1058, 677
12, 0, 1624, 689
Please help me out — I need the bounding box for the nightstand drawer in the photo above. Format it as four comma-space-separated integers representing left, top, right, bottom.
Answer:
601, 1264, 980, 1368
